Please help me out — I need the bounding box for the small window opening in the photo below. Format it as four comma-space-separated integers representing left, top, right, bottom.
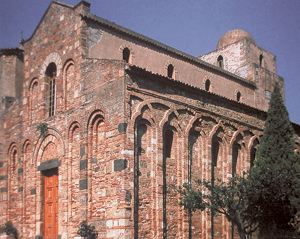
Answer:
237, 92, 241, 102
123, 47, 130, 63
205, 79, 211, 91
167, 64, 174, 78
259, 54, 263, 67
46, 63, 57, 117
217, 55, 224, 68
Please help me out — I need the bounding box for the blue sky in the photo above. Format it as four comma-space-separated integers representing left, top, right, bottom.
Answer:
0, 0, 299, 124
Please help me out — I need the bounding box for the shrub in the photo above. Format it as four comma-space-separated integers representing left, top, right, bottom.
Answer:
77, 221, 98, 239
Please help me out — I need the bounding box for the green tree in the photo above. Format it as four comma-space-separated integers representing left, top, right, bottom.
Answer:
178, 82, 300, 239
178, 175, 257, 239
247, 82, 300, 238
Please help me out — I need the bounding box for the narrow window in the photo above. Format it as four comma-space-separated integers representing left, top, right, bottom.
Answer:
167, 64, 174, 78
259, 54, 263, 67
237, 92, 241, 102
46, 63, 57, 117
12, 150, 17, 168
205, 79, 211, 91
217, 55, 223, 68
123, 47, 130, 63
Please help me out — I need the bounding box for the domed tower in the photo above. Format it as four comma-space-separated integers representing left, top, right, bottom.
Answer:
199, 29, 284, 112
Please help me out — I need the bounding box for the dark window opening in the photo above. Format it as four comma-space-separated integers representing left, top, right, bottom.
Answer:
259, 54, 263, 67
167, 64, 174, 78
237, 92, 241, 102
217, 55, 223, 68
123, 47, 130, 63
205, 79, 211, 91
12, 150, 17, 167
46, 63, 57, 117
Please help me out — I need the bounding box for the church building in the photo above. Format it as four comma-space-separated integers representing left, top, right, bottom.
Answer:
0, 1, 299, 238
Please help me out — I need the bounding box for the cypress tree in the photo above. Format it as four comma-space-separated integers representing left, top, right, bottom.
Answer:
248, 82, 300, 238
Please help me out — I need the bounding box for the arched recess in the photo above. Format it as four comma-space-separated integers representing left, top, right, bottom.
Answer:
87, 109, 106, 220
161, 110, 182, 239
34, 128, 65, 165
119, 43, 135, 64
7, 143, 20, 224
40, 52, 63, 118
164, 60, 177, 79
231, 131, 246, 176
8, 143, 18, 173
68, 121, 81, 227
33, 127, 65, 239
210, 124, 227, 239
29, 78, 39, 124
87, 110, 105, 159
249, 137, 260, 169
23, 140, 32, 234
134, 118, 154, 239
63, 59, 77, 110
186, 116, 206, 239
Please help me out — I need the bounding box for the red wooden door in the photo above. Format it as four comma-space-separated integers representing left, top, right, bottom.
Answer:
44, 168, 58, 239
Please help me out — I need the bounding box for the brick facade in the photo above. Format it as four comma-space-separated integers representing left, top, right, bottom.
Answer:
0, 1, 299, 239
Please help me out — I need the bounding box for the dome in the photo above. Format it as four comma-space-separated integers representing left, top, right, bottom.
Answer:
217, 29, 255, 50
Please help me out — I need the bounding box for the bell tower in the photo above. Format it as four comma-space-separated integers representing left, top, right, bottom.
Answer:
200, 29, 284, 111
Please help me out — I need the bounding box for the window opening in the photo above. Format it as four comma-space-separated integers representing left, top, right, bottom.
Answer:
46, 63, 57, 117
259, 54, 263, 67
237, 92, 241, 102
217, 55, 223, 68
123, 47, 130, 63
167, 64, 174, 78
12, 149, 17, 170
205, 79, 211, 91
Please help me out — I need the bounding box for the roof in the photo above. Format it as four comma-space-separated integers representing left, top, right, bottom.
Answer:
217, 29, 255, 50
0, 48, 24, 57
81, 11, 257, 88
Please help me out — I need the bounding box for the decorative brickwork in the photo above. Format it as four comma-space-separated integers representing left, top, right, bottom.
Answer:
0, 1, 299, 239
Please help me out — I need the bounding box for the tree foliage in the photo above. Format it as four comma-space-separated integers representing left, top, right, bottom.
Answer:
178, 176, 256, 239
247, 82, 300, 238
178, 82, 300, 239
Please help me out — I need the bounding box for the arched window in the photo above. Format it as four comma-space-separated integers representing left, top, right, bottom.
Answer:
217, 55, 224, 68
237, 92, 241, 102
123, 47, 130, 63
259, 54, 263, 67
12, 149, 17, 169
167, 64, 174, 78
46, 63, 57, 117
205, 79, 211, 91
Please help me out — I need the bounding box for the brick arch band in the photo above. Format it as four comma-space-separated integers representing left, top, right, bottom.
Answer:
40, 52, 63, 78
33, 127, 65, 169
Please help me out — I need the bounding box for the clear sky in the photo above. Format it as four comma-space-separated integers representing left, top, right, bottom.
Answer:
0, 0, 299, 124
